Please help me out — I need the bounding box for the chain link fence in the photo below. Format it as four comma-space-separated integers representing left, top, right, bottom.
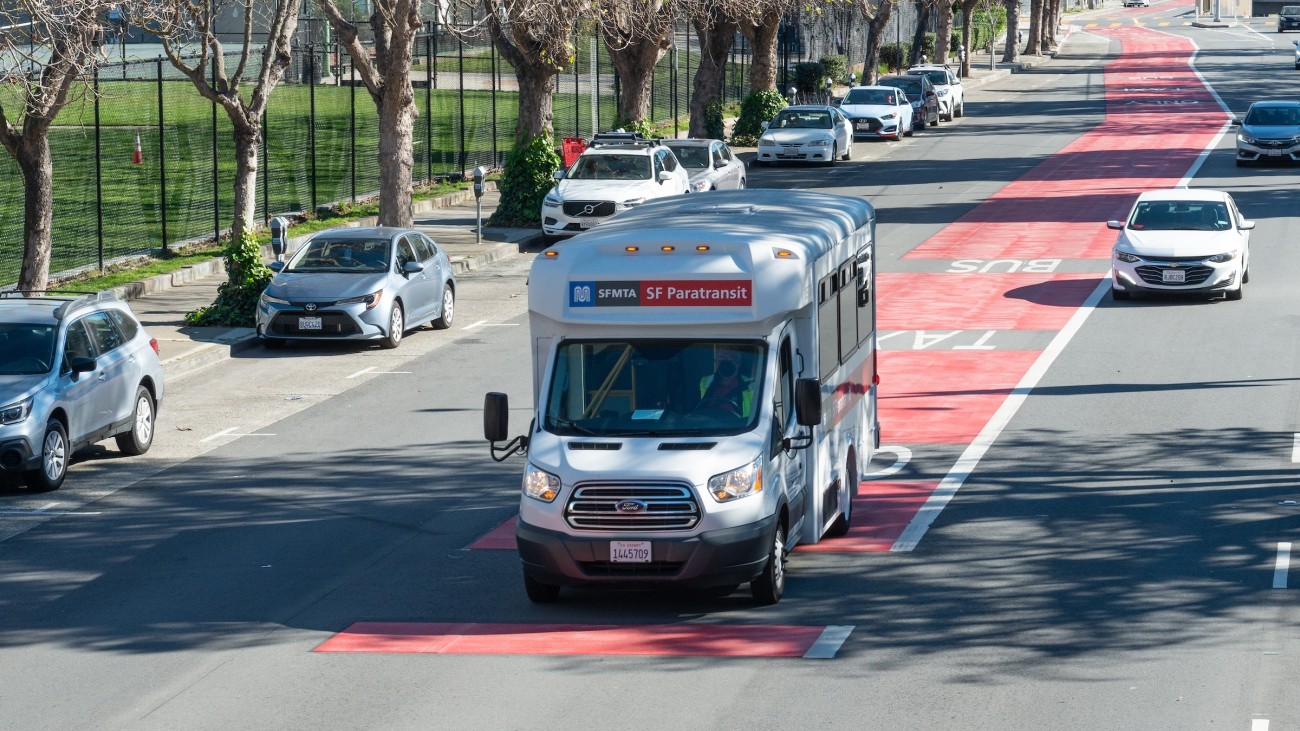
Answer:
0, 9, 926, 287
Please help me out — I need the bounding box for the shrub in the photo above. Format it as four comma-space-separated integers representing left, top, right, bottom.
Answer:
793, 61, 825, 94
819, 55, 849, 84
880, 41, 912, 72
185, 227, 272, 327
704, 98, 725, 141
487, 133, 561, 228
730, 89, 788, 146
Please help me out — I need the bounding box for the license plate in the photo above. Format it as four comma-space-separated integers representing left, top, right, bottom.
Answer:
610, 541, 651, 563
855, 121, 869, 129
298, 316, 323, 330
1268, 149, 1282, 157
1162, 270, 1186, 283
579, 219, 597, 229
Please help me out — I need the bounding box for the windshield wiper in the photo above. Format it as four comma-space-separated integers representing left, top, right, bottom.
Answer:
550, 417, 597, 435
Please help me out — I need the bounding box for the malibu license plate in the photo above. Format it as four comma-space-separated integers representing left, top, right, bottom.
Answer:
610, 541, 651, 563
1162, 270, 1186, 284
298, 316, 323, 330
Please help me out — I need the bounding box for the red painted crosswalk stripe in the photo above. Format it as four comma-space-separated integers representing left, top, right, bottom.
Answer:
314, 622, 850, 658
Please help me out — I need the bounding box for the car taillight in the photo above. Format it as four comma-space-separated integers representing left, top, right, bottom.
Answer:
150, 338, 159, 355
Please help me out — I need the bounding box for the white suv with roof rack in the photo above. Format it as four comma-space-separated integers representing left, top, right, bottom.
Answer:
906, 64, 965, 121
0, 291, 164, 491
540, 132, 692, 244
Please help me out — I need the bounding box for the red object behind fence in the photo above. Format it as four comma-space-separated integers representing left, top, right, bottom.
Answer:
562, 137, 586, 168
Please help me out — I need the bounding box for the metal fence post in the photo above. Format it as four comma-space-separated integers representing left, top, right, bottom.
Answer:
573, 27, 580, 137
308, 45, 317, 213
211, 56, 220, 242
350, 58, 357, 202
458, 34, 466, 173
261, 111, 269, 225
93, 68, 103, 271
425, 31, 432, 183
491, 37, 498, 165
157, 57, 168, 252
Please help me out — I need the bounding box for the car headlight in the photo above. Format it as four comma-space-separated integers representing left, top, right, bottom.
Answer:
337, 290, 383, 309
543, 188, 563, 206
260, 292, 289, 306
880, 113, 896, 121
708, 456, 763, 503
937, 89, 948, 97
523, 464, 561, 502
0, 397, 33, 425
809, 138, 832, 147
690, 180, 709, 193
1237, 133, 1257, 145
1205, 251, 1238, 263
619, 196, 647, 208
758, 138, 777, 147
1114, 250, 1141, 263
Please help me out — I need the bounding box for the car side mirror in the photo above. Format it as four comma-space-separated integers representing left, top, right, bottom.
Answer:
402, 261, 424, 275
761, 120, 770, 130
1240, 220, 1256, 230
794, 378, 822, 427
269, 261, 284, 272
1230, 117, 1241, 126
714, 159, 727, 168
553, 170, 565, 181
70, 357, 96, 374
1106, 220, 1124, 230
657, 170, 673, 182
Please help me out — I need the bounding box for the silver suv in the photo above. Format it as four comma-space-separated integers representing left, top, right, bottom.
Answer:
0, 292, 164, 491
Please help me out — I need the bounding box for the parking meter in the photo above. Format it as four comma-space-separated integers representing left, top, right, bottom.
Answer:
787, 85, 797, 104
269, 216, 290, 261
472, 166, 488, 243
849, 72, 857, 87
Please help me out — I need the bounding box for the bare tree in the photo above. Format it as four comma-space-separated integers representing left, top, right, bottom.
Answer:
1002, 0, 1020, 62
1025, 0, 1044, 55
736, 1, 785, 92
0, 1, 126, 292
315, 0, 422, 228
684, 0, 737, 137
934, 0, 954, 65
854, 0, 895, 85
600, 0, 676, 129
150, 0, 303, 242
957, 0, 977, 76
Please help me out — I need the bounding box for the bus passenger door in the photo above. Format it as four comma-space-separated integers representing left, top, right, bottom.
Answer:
769, 332, 807, 538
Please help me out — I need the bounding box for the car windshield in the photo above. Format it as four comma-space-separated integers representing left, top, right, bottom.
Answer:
843, 89, 899, 105
569, 154, 651, 180
1128, 201, 1232, 231
909, 69, 948, 85
1243, 106, 1300, 126
0, 323, 56, 375
770, 110, 833, 129
883, 79, 922, 96
1283, 5, 1300, 12
286, 238, 391, 272
544, 339, 766, 437
666, 145, 711, 169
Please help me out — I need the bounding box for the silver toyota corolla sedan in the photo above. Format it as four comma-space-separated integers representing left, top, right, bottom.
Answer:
256, 226, 456, 349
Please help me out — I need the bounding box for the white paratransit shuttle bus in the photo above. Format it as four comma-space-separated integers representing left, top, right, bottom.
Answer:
484, 189, 878, 605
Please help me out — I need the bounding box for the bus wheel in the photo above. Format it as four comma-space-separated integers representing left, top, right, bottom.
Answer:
750, 522, 786, 605
825, 457, 856, 538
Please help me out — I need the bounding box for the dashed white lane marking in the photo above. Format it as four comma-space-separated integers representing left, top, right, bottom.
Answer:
802, 625, 854, 659
1252, 719, 1269, 731
346, 367, 412, 379
1290, 433, 1300, 462
463, 320, 519, 330
199, 427, 276, 443
862, 445, 913, 479
1272, 542, 1291, 589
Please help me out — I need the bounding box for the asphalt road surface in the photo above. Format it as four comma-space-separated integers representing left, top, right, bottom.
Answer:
2, 5, 1299, 729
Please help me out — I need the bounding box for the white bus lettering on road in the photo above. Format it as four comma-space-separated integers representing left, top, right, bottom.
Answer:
948, 259, 1062, 273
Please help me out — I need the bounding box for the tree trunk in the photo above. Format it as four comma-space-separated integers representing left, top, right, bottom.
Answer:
1003, 0, 1022, 62
688, 15, 737, 138
911, 0, 932, 64
935, 0, 954, 64
864, 1, 895, 85
376, 77, 415, 228
607, 36, 669, 127
514, 64, 556, 143
959, 2, 976, 77
1045, 0, 1060, 48
1026, 0, 1043, 56
230, 117, 261, 243
16, 134, 53, 292
741, 10, 782, 92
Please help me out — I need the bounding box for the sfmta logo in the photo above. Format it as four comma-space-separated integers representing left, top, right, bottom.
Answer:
571, 283, 593, 306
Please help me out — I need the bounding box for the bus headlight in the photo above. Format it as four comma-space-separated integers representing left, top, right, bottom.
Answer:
708, 456, 763, 502
523, 464, 561, 502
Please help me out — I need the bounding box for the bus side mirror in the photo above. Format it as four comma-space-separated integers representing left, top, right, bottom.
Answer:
795, 378, 822, 426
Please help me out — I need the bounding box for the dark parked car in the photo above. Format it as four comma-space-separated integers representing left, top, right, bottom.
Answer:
1278, 4, 1300, 31
877, 74, 941, 129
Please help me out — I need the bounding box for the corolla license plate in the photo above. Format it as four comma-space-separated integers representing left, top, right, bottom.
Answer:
610, 541, 651, 563
298, 316, 323, 330
1162, 270, 1186, 284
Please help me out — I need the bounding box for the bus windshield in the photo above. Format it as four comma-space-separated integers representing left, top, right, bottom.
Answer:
544, 339, 766, 437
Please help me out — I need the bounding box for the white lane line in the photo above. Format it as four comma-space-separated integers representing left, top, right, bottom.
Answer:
891, 278, 1110, 552
0, 509, 101, 516
1272, 542, 1291, 589
200, 426, 239, 443
1252, 719, 1269, 731
862, 445, 912, 480
462, 320, 489, 330
1291, 433, 1300, 462
803, 625, 854, 659
346, 366, 376, 379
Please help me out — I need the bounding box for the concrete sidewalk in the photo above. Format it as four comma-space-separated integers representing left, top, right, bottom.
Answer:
115, 187, 542, 382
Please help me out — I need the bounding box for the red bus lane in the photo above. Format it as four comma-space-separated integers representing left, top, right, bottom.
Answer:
817, 27, 1229, 554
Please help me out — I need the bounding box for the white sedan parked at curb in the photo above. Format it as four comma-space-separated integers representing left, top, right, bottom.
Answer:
754, 105, 854, 166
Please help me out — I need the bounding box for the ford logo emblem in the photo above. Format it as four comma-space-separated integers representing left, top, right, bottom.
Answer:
615, 500, 647, 514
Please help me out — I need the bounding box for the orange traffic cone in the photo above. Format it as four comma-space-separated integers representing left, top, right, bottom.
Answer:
131, 130, 143, 165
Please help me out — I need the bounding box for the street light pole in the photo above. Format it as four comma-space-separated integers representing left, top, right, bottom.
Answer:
895, 11, 901, 74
